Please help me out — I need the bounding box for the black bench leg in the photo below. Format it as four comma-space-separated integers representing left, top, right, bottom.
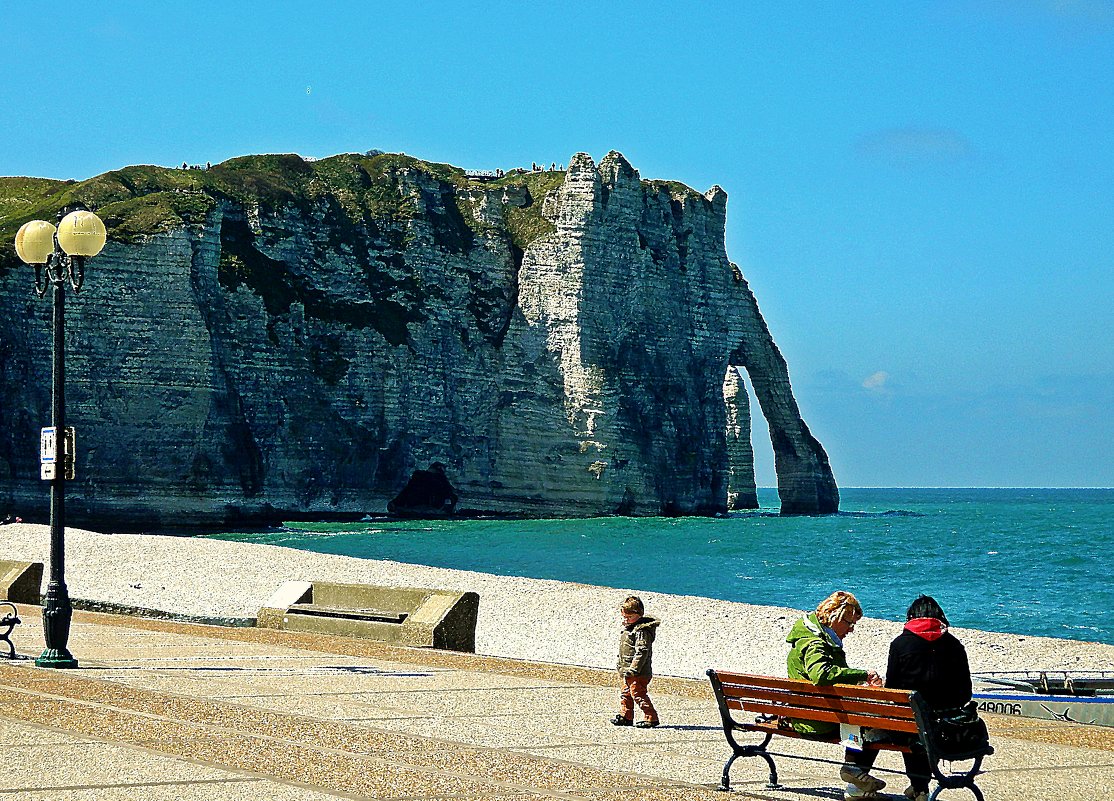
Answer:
717, 749, 782, 792
926, 775, 989, 801
758, 751, 781, 789
717, 753, 739, 791
929, 779, 985, 801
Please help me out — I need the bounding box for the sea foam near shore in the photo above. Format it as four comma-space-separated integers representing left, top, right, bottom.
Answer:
5, 523, 1111, 679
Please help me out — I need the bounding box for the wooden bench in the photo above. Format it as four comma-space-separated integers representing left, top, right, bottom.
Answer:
706, 670, 993, 800
0, 602, 20, 659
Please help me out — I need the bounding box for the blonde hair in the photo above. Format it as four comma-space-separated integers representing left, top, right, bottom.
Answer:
620, 596, 644, 615
815, 591, 862, 628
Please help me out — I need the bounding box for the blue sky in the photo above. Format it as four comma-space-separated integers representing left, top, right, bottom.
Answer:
3, 1, 1112, 487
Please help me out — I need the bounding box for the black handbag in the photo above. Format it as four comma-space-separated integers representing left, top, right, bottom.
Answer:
931, 701, 991, 758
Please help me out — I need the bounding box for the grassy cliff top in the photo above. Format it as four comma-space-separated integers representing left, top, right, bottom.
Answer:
1, 151, 707, 272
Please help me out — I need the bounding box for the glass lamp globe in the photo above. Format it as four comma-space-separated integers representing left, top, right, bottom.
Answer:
56, 210, 107, 257
14, 220, 58, 264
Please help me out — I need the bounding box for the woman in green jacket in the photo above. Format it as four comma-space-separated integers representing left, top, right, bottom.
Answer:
787, 591, 884, 800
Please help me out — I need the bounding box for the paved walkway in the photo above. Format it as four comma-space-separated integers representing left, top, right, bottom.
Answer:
1, 606, 1111, 800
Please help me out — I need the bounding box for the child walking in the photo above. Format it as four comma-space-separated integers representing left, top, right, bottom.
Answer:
610, 595, 661, 728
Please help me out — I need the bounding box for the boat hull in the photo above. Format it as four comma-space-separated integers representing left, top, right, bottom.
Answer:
975, 691, 1114, 728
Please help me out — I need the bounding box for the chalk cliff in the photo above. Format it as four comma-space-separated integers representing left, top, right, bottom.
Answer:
0, 151, 838, 528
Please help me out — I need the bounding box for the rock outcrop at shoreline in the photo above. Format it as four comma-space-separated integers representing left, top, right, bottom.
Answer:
5, 524, 1111, 679
0, 152, 837, 528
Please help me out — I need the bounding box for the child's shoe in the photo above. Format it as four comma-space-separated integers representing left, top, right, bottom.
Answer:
634, 719, 660, 728
609, 714, 633, 726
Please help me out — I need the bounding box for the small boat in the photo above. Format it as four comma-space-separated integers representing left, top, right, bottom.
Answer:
973, 671, 1114, 728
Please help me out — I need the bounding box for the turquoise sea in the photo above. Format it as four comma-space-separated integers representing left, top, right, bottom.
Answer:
206, 488, 1114, 646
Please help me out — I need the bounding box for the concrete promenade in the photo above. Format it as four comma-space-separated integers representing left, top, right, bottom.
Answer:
1, 606, 1111, 800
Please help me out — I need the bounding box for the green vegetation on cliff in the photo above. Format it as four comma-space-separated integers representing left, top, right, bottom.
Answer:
502, 169, 564, 250
0, 176, 74, 221
0, 152, 570, 267
1, 154, 712, 250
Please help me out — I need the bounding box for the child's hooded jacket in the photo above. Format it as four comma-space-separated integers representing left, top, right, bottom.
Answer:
617, 616, 661, 677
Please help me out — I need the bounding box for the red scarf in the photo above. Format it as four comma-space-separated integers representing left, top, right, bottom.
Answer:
905, 617, 947, 641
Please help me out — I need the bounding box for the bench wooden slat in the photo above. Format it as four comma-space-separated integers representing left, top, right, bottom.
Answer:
733, 700, 921, 733
726, 698, 918, 727
724, 685, 917, 720
742, 721, 914, 752
717, 671, 913, 704
725, 693, 916, 719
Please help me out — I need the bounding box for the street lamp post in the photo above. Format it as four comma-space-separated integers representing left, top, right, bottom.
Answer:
14, 205, 106, 669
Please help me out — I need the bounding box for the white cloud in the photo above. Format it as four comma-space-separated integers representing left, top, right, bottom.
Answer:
862, 371, 890, 392
854, 128, 976, 168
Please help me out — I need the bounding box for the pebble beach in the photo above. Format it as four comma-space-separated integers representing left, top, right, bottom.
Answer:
5, 522, 1112, 679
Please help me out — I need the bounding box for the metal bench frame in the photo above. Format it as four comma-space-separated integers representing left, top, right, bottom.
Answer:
706, 669, 993, 800
0, 602, 20, 659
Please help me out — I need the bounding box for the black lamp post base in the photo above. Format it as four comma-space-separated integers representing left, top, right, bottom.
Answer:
36, 649, 78, 669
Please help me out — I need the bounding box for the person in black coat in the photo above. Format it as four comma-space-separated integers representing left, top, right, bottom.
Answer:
885, 595, 973, 801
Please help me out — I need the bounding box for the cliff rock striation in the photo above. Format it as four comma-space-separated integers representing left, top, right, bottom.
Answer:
0, 151, 837, 528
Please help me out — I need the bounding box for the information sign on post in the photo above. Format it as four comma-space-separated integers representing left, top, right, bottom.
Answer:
40, 426, 56, 480
40, 426, 75, 480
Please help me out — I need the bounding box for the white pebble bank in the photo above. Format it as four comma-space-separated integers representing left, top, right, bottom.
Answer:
5, 523, 1111, 679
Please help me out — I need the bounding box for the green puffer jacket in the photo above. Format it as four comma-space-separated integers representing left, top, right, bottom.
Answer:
617, 616, 661, 677
785, 612, 869, 735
